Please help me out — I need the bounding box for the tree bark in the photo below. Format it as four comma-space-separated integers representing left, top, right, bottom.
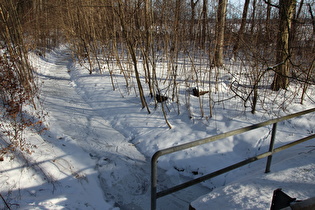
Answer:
250, 0, 257, 35
213, 0, 228, 67
190, 0, 200, 39
271, 0, 296, 91
233, 0, 250, 55
201, 0, 208, 48
308, 4, 315, 36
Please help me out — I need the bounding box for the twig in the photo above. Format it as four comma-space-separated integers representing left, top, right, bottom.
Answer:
0, 193, 11, 210
262, 0, 279, 9
265, 54, 315, 85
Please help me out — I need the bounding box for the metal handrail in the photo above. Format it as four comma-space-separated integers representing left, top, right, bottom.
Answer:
151, 108, 315, 210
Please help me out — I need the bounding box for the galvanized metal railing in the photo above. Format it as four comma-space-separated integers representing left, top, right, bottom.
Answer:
151, 108, 315, 210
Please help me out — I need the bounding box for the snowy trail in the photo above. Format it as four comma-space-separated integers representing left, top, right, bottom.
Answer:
39, 49, 210, 209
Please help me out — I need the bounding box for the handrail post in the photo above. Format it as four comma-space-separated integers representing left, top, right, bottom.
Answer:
151, 153, 158, 210
265, 123, 278, 173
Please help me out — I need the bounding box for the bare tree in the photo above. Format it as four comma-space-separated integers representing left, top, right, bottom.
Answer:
115, 0, 151, 113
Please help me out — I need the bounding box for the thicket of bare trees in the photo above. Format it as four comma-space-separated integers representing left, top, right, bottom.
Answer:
0, 0, 45, 154
1, 0, 314, 134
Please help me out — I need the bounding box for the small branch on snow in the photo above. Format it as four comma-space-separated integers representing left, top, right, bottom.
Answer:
0, 193, 11, 210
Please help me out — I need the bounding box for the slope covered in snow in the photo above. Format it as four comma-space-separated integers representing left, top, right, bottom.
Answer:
0, 47, 314, 209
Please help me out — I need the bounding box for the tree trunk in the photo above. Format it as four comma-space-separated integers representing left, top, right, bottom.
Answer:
250, 0, 257, 35
190, 0, 199, 39
271, 0, 296, 91
308, 4, 315, 37
213, 0, 228, 67
144, 0, 154, 98
266, 0, 272, 39
201, 0, 208, 48
233, 0, 250, 55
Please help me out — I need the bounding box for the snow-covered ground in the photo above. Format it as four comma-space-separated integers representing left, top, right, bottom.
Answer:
0, 46, 314, 210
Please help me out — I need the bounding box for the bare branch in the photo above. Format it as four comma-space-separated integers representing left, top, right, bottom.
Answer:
262, 0, 279, 9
